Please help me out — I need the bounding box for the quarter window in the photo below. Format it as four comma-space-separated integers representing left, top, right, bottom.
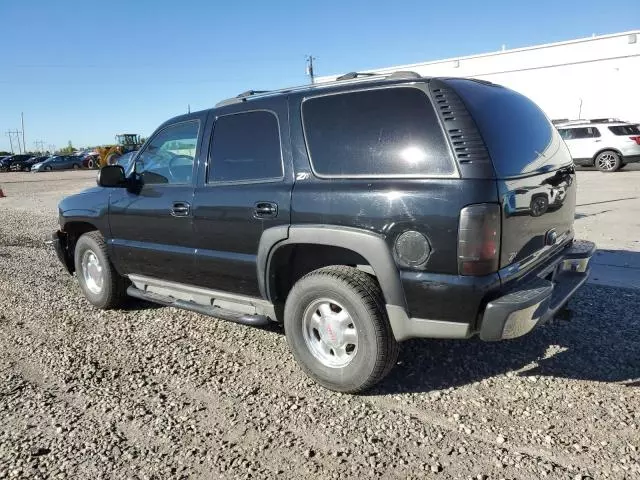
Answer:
302, 87, 454, 177
609, 125, 640, 136
136, 121, 199, 185
209, 111, 283, 183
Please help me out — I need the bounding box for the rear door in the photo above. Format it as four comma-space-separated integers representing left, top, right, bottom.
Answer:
558, 126, 602, 162
190, 99, 292, 297
446, 79, 576, 276
108, 118, 203, 284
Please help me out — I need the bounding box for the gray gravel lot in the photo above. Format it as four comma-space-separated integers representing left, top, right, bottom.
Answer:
0, 170, 639, 479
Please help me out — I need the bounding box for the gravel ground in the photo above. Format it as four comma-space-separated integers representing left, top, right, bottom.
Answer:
0, 172, 639, 479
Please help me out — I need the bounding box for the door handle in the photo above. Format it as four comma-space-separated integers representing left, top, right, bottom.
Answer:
171, 202, 191, 217
254, 202, 278, 218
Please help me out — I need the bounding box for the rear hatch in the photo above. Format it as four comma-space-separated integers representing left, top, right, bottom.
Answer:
447, 79, 576, 277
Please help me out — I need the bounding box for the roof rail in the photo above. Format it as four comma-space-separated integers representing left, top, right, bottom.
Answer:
335, 71, 378, 80
215, 70, 422, 107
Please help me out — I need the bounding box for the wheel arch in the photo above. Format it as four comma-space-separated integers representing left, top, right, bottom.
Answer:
592, 147, 623, 163
59, 220, 101, 272
259, 225, 406, 313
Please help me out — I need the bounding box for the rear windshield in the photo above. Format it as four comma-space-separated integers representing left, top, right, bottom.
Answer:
448, 79, 569, 177
302, 87, 454, 177
609, 125, 640, 136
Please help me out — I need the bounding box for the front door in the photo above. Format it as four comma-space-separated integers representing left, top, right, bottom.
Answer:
191, 101, 292, 297
108, 119, 203, 285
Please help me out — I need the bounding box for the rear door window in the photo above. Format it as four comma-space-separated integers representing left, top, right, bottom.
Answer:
558, 127, 601, 140
448, 79, 571, 177
302, 87, 454, 177
209, 110, 283, 183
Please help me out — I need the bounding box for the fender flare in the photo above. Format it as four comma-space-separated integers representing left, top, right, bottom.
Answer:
258, 224, 407, 309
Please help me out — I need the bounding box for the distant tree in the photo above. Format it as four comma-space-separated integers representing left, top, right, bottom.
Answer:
57, 141, 75, 155
0, 151, 12, 156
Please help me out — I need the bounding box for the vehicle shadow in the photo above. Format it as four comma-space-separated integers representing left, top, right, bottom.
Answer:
372, 281, 640, 395
122, 297, 163, 311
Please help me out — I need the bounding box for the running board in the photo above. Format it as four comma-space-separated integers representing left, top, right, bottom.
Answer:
126, 286, 272, 327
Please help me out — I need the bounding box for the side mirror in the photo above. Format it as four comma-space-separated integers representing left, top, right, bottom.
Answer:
97, 165, 126, 187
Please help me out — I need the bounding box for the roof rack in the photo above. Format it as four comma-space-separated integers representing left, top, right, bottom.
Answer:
215, 70, 422, 107
555, 118, 628, 127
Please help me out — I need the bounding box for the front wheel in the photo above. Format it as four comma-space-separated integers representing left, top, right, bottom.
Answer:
72, 163, 81, 170
284, 266, 398, 393
45, 165, 52, 171
74, 231, 128, 309
595, 150, 622, 172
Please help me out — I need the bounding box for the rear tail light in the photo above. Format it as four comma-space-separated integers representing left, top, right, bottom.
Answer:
630, 136, 640, 145
458, 204, 501, 276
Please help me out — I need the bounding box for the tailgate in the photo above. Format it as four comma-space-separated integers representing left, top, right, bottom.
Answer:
443, 78, 577, 273
498, 163, 576, 269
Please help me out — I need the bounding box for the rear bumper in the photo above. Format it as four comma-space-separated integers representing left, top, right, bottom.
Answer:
387, 239, 595, 342
479, 240, 595, 341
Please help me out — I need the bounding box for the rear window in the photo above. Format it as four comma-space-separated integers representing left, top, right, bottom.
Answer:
609, 125, 640, 136
448, 79, 569, 177
302, 87, 454, 177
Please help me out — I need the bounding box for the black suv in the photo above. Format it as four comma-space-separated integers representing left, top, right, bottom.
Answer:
51, 72, 595, 393
1, 154, 34, 172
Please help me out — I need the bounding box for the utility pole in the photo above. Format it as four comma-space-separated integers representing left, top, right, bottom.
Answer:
5, 130, 22, 153
187, 104, 191, 114
5, 131, 15, 154
305, 55, 316, 84
34, 140, 45, 153
21, 112, 26, 153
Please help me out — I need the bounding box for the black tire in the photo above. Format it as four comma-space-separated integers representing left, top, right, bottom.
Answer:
72, 163, 80, 170
284, 266, 399, 393
595, 150, 622, 172
45, 165, 52, 171
74, 231, 128, 309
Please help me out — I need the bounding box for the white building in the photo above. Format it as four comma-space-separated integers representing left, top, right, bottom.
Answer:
317, 31, 640, 123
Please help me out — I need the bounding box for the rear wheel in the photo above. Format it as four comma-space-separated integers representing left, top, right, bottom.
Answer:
284, 266, 398, 393
74, 231, 128, 309
595, 150, 622, 172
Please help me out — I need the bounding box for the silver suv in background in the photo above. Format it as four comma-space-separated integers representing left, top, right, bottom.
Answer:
556, 119, 640, 172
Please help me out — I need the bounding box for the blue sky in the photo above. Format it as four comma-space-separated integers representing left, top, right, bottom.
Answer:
0, 0, 637, 153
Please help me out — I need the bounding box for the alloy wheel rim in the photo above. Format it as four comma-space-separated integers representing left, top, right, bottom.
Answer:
81, 250, 104, 294
598, 153, 616, 171
302, 298, 358, 368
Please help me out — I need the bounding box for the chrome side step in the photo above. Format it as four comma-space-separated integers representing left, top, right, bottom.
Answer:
126, 286, 271, 327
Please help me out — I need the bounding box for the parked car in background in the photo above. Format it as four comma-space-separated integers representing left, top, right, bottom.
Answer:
557, 120, 640, 172
10, 155, 49, 172
0, 154, 34, 172
31, 155, 83, 172
80, 152, 100, 169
